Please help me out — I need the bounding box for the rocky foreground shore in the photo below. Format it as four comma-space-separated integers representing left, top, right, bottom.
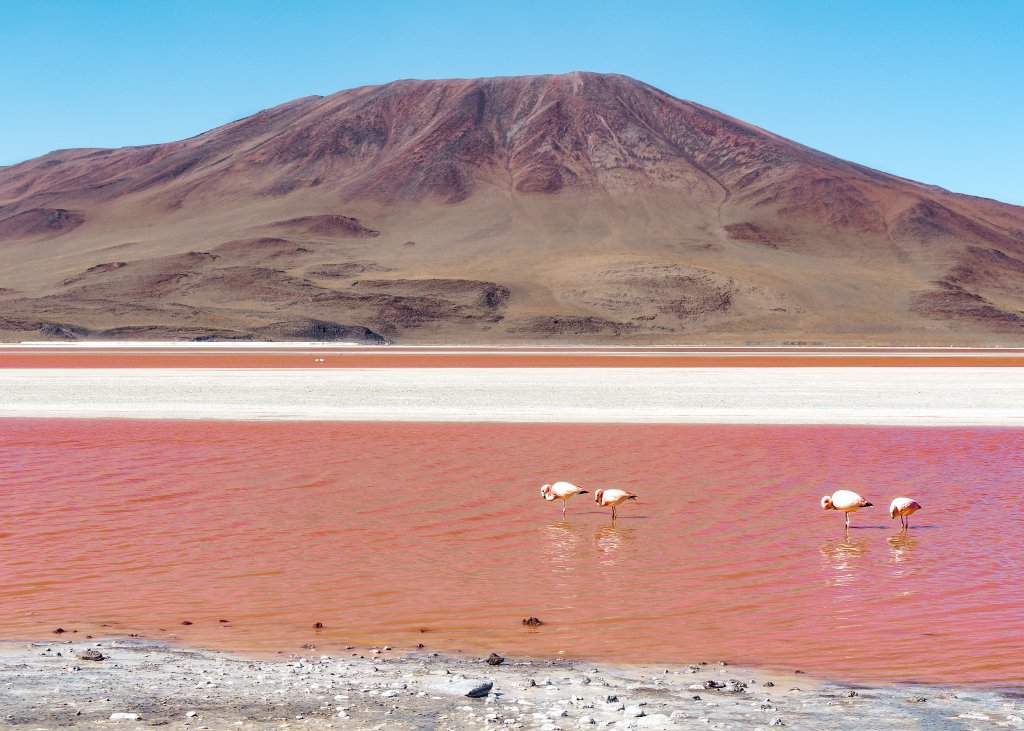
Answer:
1, 640, 1019, 730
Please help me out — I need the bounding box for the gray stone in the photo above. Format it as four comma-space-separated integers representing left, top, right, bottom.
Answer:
431, 679, 493, 698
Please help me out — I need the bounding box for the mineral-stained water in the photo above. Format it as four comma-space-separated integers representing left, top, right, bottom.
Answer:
2, 419, 1022, 685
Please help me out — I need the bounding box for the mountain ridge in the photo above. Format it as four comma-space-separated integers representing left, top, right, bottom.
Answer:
2, 72, 1023, 344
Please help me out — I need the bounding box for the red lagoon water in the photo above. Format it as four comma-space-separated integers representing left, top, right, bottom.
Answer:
5, 346, 1024, 368
2, 419, 1023, 685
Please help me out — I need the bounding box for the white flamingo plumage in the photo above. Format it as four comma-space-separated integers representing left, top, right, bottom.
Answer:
594, 488, 638, 520
889, 497, 922, 530
821, 489, 873, 528
540, 481, 590, 517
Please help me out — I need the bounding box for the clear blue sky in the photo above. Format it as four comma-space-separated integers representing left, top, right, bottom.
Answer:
2, 0, 1022, 205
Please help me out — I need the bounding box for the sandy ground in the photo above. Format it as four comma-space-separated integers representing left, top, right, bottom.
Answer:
1, 367, 1024, 425
2, 639, 1018, 730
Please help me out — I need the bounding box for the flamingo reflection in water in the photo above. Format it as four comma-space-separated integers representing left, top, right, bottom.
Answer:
540, 520, 588, 574
887, 531, 920, 565
593, 522, 636, 565
819, 535, 869, 588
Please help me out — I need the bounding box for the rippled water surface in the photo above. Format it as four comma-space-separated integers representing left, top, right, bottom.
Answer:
3, 419, 1023, 684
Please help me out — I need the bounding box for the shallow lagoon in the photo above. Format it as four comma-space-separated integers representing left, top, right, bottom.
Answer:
4, 419, 1022, 685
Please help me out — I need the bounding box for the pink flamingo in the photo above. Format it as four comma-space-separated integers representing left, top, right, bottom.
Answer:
540, 481, 589, 517
594, 488, 638, 520
889, 497, 922, 530
821, 490, 873, 528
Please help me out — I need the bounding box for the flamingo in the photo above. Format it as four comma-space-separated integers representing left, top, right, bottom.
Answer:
889, 497, 922, 530
540, 481, 589, 517
594, 488, 637, 520
821, 490, 873, 528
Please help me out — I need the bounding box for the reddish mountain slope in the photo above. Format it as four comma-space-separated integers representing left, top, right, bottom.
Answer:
2, 72, 1023, 344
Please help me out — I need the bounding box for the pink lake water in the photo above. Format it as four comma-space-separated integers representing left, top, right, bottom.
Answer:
2, 419, 1023, 685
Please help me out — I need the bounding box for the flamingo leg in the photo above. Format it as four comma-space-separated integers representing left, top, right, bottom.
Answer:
562, 501, 566, 518
845, 512, 850, 528
612, 506, 617, 520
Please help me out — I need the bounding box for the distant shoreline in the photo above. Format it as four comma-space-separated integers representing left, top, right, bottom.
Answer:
6, 343, 1024, 369
1, 365, 1024, 425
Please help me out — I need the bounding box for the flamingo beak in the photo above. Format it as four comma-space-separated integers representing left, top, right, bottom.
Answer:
579, 489, 589, 494
864, 501, 874, 507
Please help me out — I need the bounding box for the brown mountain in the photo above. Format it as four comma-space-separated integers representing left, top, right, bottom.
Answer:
2, 72, 1024, 344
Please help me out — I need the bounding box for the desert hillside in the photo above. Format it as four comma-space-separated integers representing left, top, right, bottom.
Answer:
2, 72, 1024, 344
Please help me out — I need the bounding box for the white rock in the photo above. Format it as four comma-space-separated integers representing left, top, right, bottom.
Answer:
578, 716, 596, 725
624, 705, 646, 717
185, 710, 199, 718
109, 713, 141, 721
636, 714, 672, 728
